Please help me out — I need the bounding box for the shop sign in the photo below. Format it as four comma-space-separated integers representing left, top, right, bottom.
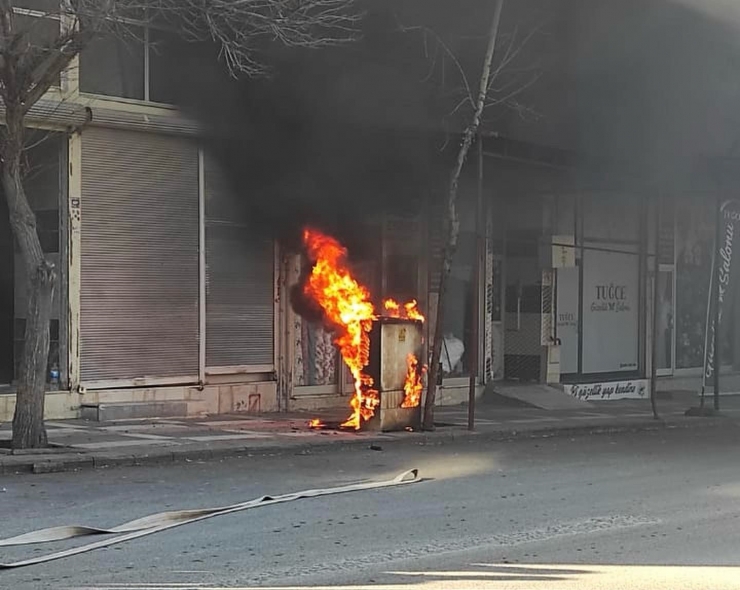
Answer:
552, 235, 576, 268
582, 243, 639, 373
703, 200, 740, 384
564, 379, 648, 401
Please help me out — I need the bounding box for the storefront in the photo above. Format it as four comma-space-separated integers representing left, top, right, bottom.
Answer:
554, 193, 648, 400
655, 196, 739, 380
78, 126, 277, 405
0, 134, 67, 392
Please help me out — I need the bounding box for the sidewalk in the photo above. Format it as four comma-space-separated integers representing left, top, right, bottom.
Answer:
2, 392, 739, 474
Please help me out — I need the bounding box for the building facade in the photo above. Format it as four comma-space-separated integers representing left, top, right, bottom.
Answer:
1, 10, 283, 421
473, 143, 740, 402
3, 4, 739, 423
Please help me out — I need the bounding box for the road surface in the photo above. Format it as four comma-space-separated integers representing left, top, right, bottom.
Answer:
2, 423, 740, 589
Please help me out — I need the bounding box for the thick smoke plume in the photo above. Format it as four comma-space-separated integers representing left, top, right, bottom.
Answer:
166, 0, 740, 321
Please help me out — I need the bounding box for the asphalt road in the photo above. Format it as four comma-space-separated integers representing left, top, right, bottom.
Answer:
2, 423, 740, 589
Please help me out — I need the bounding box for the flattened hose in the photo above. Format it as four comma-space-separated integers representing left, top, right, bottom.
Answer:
0, 468, 420, 569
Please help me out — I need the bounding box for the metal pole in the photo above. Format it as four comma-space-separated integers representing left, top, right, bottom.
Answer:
468, 135, 484, 431
714, 194, 721, 411
197, 148, 207, 388
649, 195, 660, 420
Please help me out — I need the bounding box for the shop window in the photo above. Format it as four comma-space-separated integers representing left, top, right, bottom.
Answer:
15, 0, 58, 11
0, 197, 13, 385
656, 269, 674, 371
14, 12, 59, 45
438, 187, 480, 379
1, 135, 64, 386
674, 199, 736, 371
555, 194, 576, 236
13, 319, 60, 387
442, 230, 475, 378
583, 194, 640, 243
148, 28, 188, 104
11, 6, 61, 88
675, 201, 713, 369
80, 25, 183, 104
383, 214, 421, 305
491, 258, 503, 322
294, 320, 339, 387
658, 201, 675, 265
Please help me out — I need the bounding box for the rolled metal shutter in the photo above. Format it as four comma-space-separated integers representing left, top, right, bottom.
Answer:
80, 128, 199, 384
205, 157, 274, 369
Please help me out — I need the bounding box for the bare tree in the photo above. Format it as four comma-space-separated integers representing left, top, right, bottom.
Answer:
0, 0, 360, 449
417, 0, 544, 429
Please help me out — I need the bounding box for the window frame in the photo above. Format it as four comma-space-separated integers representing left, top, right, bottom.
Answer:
12, 4, 63, 91
76, 13, 179, 107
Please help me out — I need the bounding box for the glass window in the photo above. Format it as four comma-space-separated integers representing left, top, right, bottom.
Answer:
3, 135, 64, 386
583, 194, 640, 243
442, 227, 475, 378
383, 215, 421, 304
555, 194, 576, 235
675, 200, 713, 369
0, 194, 13, 386
656, 269, 674, 371
15, 0, 59, 11
491, 258, 502, 322
294, 319, 339, 387
658, 200, 675, 265
149, 28, 186, 104
675, 199, 735, 371
80, 30, 145, 100
293, 255, 338, 388
13, 12, 60, 87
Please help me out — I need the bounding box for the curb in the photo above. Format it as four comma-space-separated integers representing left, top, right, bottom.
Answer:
0, 415, 731, 475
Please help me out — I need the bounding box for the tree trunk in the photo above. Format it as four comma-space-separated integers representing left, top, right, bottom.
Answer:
423, 0, 505, 430
2, 111, 54, 449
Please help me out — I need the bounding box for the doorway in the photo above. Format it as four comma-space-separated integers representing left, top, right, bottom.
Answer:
0, 194, 13, 384
656, 266, 675, 375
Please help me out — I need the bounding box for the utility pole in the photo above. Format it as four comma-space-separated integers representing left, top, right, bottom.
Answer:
468, 135, 485, 430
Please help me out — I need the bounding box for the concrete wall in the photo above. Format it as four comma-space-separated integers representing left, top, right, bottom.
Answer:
0, 381, 279, 423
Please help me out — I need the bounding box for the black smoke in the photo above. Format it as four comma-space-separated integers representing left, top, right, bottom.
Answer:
165, 0, 740, 266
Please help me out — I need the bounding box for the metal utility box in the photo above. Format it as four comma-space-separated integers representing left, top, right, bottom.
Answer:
364, 317, 424, 432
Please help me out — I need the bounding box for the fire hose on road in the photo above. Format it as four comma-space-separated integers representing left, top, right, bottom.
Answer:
0, 469, 421, 570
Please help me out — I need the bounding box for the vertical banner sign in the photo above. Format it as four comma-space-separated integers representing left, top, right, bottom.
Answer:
703, 200, 740, 386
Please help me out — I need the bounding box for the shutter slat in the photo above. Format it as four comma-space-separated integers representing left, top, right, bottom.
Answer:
80, 128, 199, 382
205, 157, 274, 368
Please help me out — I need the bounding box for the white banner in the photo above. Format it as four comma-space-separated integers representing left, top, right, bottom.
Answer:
565, 379, 648, 401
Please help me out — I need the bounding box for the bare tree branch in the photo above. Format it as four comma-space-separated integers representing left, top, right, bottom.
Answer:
393, 19, 475, 115
147, 0, 362, 76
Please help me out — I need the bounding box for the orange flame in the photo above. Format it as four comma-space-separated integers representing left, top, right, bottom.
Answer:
308, 418, 326, 429
401, 353, 426, 408
383, 298, 425, 322
302, 228, 379, 430
383, 298, 401, 316
302, 228, 428, 430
